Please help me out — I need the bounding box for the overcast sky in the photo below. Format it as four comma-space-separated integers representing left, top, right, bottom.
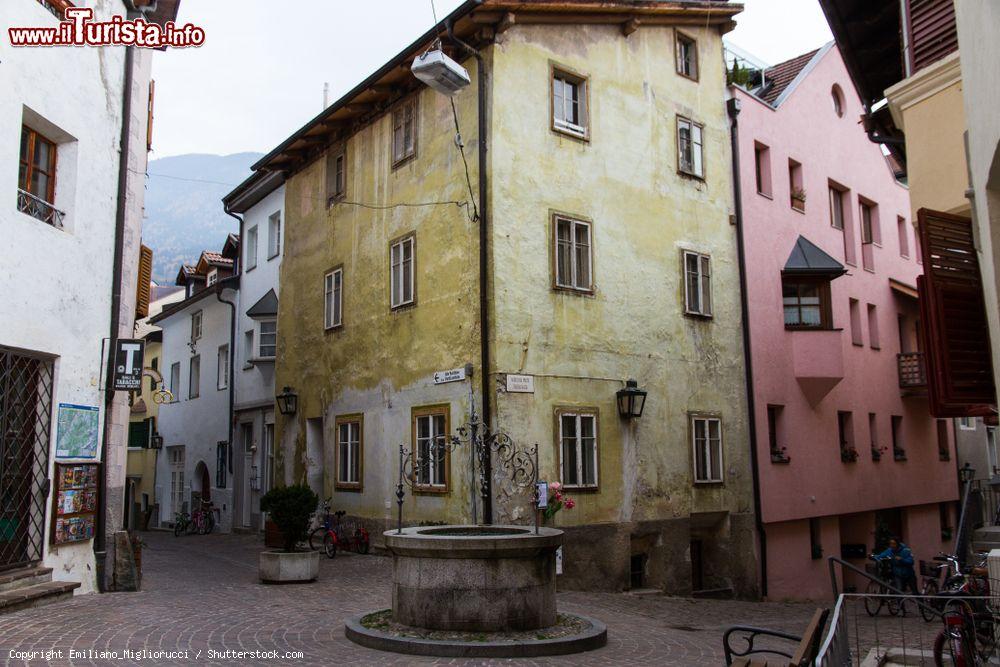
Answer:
150, 0, 832, 159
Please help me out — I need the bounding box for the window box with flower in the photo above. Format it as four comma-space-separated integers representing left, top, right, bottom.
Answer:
542, 482, 575, 524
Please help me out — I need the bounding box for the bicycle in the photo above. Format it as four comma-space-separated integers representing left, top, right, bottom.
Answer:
173, 510, 191, 537
308, 500, 340, 558
865, 556, 901, 617
190, 501, 215, 535
921, 556, 954, 622
933, 597, 998, 666
307, 500, 371, 557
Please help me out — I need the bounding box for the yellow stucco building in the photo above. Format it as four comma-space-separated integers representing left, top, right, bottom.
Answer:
264, 0, 757, 595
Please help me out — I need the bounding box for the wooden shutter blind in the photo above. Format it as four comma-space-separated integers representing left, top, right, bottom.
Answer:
136, 244, 153, 319
916, 209, 995, 416
907, 0, 958, 73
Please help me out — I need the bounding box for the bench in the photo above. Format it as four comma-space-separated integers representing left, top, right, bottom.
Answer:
722, 608, 830, 666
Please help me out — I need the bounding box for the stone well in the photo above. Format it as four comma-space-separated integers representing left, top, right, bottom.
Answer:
384, 525, 563, 632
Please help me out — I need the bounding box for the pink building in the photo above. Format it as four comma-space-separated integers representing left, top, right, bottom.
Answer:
733, 43, 960, 600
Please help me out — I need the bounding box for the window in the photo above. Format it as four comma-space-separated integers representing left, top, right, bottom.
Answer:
829, 186, 844, 230
860, 200, 877, 272
324, 268, 343, 329
830, 184, 857, 265
988, 427, 998, 477
891, 415, 905, 460
754, 142, 772, 197
782, 277, 832, 329
767, 405, 788, 462
939, 502, 953, 541
677, 117, 704, 178
552, 69, 589, 139
188, 355, 200, 399
168, 446, 185, 513
692, 416, 723, 483
412, 406, 449, 490
789, 159, 804, 212
559, 410, 599, 488
849, 298, 863, 346
169, 362, 180, 402
190, 310, 203, 342
675, 32, 698, 80
257, 319, 277, 359
683, 251, 712, 317
246, 225, 258, 271
958, 417, 976, 431
217, 344, 229, 390
867, 304, 880, 349
831, 85, 845, 117
897, 216, 910, 258
335, 415, 363, 490
243, 330, 254, 369
838, 411, 855, 461
554, 215, 593, 292
264, 423, 275, 492
327, 149, 346, 203
392, 99, 417, 166
216, 442, 228, 489
18, 125, 57, 206
207, 269, 218, 286
809, 518, 822, 559
914, 221, 923, 265
390, 235, 415, 308
869, 413, 880, 460
937, 419, 951, 461
267, 212, 281, 259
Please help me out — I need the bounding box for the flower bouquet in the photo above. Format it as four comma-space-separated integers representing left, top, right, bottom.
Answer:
543, 482, 575, 521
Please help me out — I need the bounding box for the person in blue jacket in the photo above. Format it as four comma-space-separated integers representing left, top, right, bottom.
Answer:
873, 537, 918, 595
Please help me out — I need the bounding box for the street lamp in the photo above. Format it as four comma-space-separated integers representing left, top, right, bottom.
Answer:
150, 434, 163, 450
412, 48, 471, 96
616, 379, 647, 419
276, 386, 298, 416
960, 462, 976, 483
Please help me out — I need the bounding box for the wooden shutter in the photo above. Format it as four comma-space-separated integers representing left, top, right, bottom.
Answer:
135, 244, 153, 319
907, 0, 958, 73
916, 208, 995, 416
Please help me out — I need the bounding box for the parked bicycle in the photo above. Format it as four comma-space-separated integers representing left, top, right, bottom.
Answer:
864, 556, 901, 617
307, 499, 370, 558
933, 597, 998, 666
191, 501, 216, 535
173, 510, 192, 537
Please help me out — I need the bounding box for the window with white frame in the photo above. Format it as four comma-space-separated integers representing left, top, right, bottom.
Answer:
958, 417, 976, 431
390, 235, 415, 308
243, 330, 254, 369
188, 355, 200, 399
692, 415, 723, 483
327, 149, 346, 203
325, 268, 343, 329
683, 251, 712, 316
413, 408, 448, 489
169, 362, 180, 402
559, 410, 598, 488
552, 69, 589, 138
246, 225, 258, 270
168, 446, 185, 513
677, 117, 704, 178
267, 212, 281, 259
190, 310, 202, 341
336, 417, 362, 489
206, 269, 218, 286
675, 32, 698, 80
257, 319, 277, 359
392, 99, 417, 166
554, 215, 593, 292
217, 344, 229, 390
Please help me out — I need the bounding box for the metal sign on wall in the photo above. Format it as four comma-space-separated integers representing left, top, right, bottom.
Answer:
433, 367, 467, 384
110, 339, 145, 391
506, 374, 535, 393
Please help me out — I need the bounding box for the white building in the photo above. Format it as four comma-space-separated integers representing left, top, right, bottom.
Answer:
0, 0, 177, 594
223, 172, 285, 530
153, 237, 239, 532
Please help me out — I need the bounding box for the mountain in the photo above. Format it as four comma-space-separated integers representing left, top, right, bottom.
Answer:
143, 152, 262, 283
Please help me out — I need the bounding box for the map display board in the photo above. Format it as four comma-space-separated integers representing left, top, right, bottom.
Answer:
55, 403, 100, 459
51, 463, 99, 545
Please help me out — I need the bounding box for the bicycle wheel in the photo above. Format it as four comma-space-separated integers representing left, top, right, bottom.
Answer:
355, 532, 370, 555
887, 592, 901, 617
174, 520, 184, 537
323, 533, 337, 559
204, 513, 215, 535
921, 580, 940, 622
186, 516, 199, 535
864, 580, 884, 617
308, 526, 326, 551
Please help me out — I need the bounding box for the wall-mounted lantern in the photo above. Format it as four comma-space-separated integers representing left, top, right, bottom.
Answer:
150, 434, 163, 450
959, 462, 976, 483
616, 379, 647, 420
276, 386, 298, 416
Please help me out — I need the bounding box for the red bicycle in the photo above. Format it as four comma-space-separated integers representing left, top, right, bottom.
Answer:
307, 501, 370, 558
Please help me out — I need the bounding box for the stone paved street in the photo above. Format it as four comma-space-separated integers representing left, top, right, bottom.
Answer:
0, 531, 939, 666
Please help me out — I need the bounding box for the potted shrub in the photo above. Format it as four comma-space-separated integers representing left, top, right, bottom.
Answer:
258, 484, 320, 584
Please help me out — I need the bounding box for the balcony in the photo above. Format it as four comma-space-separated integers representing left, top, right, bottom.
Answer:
16, 189, 64, 228
897, 352, 927, 395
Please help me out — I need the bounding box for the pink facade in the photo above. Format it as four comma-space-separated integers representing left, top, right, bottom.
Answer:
734, 44, 959, 600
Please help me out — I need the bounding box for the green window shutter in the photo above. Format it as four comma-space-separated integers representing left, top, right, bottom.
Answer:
128, 421, 150, 449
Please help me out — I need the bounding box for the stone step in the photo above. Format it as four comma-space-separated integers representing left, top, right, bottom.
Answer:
0, 581, 80, 615
0, 565, 52, 594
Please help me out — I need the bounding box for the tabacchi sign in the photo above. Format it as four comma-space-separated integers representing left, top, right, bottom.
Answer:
9, 7, 205, 48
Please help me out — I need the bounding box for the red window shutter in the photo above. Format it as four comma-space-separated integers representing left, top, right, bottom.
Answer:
907, 0, 959, 73
917, 209, 995, 416
136, 244, 153, 319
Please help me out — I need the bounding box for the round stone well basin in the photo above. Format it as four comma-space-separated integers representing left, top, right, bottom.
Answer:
384, 525, 563, 632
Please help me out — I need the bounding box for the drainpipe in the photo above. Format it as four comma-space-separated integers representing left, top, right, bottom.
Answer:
447, 12, 492, 525
216, 280, 238, 480
95, 26, 137, 594
727, 96, 768, 598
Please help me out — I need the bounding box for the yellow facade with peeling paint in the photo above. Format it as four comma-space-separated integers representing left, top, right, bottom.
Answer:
276, 21, 756, 595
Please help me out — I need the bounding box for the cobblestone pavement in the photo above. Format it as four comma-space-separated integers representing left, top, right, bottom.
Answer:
0, 531, 944, 666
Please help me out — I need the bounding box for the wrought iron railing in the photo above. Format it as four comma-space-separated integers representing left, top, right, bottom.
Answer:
897, 352, 927, 389
16, 189, 65, 228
